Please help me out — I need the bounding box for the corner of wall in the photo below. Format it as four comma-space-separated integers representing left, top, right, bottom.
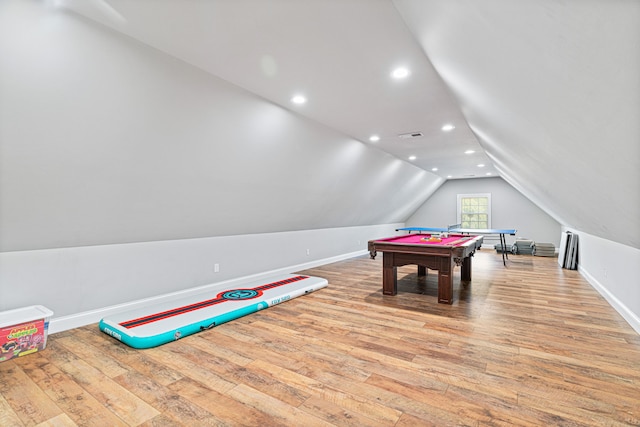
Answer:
578, 265, 640, 335
561, 227, 640, 336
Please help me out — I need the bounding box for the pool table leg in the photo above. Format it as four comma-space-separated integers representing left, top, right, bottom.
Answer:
382, 253, 398, 295
437, 257, 454, 304
461, 255, 472, 281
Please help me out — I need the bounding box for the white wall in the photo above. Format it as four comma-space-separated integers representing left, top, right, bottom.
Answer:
406, 177, 561, 247
562, 227, 640, 335
0, 1, 442, 252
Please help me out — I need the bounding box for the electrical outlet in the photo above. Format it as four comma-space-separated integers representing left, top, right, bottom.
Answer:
214, 263, 219, 273
306, 249, 310, 256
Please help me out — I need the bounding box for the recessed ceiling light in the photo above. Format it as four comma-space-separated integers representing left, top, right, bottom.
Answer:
369, 135, 380, 142
431, 167, 438, 172
477, 164, 485, 168
291, 95, 306, 104
391, 67, 410, 79
408, 155, 416, 160
464, 150, 475, 154
441, 124, 455, 132
447, 175, 453, 178
486, 172, 492, 176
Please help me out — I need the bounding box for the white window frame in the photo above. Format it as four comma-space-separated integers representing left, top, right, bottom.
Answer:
456, 193, 491, 229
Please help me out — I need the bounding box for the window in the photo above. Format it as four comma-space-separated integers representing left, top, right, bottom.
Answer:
457, 193, 491, 229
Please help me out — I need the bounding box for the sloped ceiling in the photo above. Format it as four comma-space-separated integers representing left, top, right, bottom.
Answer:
53, 0, 494, 179
394, 0, 640, 248
51, 0, 640, 248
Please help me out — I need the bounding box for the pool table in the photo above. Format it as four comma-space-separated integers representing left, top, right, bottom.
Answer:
368, 233, 484, 304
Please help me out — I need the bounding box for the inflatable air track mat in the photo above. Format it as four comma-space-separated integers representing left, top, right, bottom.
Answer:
99, 274, 328, 349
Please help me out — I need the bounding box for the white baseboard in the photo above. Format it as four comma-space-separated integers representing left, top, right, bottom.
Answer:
49, 249, 368, 334
579, 265, 640, 335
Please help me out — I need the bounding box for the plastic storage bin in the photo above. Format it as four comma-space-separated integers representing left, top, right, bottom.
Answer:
0, 305, 53, 362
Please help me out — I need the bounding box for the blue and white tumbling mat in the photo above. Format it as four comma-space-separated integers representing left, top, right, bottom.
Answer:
99, 274, 328, 349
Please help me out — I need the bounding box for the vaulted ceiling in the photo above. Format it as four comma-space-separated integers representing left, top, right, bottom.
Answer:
50, 0, 640, 248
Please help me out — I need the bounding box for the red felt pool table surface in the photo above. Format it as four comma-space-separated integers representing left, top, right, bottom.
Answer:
373, 234, 478, 247
368, 233, 484, 304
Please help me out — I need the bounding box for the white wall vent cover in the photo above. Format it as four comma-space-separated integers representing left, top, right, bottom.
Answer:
398, 132, 423, 139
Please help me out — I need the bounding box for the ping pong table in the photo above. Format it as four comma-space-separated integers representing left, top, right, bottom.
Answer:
395, 225, 517, 266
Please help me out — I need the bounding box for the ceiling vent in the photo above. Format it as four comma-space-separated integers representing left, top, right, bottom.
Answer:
398, 131, 423, 139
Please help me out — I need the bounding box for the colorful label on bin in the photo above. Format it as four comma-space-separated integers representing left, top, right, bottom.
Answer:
0, 319, 46, 362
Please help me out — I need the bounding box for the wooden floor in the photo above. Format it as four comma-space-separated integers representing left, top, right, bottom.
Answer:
1, 251, 640, 426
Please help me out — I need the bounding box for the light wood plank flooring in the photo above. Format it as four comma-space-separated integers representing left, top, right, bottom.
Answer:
1, 251, 639, 426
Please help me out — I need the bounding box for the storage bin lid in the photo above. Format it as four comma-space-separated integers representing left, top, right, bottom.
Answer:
0, 305, 53, 328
